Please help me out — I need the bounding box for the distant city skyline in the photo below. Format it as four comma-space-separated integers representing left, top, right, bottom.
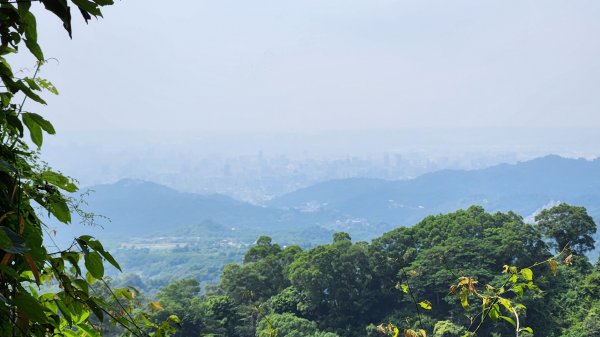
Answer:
42, 127, 600, 203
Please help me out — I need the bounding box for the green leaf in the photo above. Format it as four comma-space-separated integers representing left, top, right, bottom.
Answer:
0, 159, 17, 173
22, 112, 56, 134
520, 327, 534, 334
489, 304, 500, 321
99, 250, 121, 272
15, 80, 46, 104
40, 0, 73, 37
86, 298, 104, 322
55, 298, 73, 325
77, 322, 101, 337
520, 268, 533, 281
94, 0, 114, 5
14, 292, 48, 323
42, 171, 77, 192
22, 112, 55, 148
498, 298, 513, 312
0, 226, 28, 254
6, 114, 24, 137
512, 285, 523, 298
35, 78, 59, 95
23, 113, 43, 146
84, 251, 104, 279
17, 0, 31, 16
168, 315, 181, 324
71, 0, 103, 16
21, 12, 44, 60
499, 315, 516, 327
48, 195, 71, 223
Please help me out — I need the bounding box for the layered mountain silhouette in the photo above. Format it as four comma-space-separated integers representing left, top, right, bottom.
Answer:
269, 155, 600, 226
51, 155, 600, 246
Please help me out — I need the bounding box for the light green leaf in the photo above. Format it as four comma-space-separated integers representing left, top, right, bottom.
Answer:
512, 285, 523, 298
499, 315, 516, 327
520, 268, 533, 281
520, 327, 534, 334
489, 304, 500, 321
418, 300, 432, 310
168, 315, 181, 324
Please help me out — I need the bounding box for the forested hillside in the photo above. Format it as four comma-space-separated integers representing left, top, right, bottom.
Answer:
143, 205, 599, 337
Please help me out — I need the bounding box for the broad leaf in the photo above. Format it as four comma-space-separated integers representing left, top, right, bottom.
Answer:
84, 251, 104, 279
520, 268, 533, 281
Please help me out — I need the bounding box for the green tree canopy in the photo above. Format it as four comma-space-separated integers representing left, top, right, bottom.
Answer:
535, 203, 597, 254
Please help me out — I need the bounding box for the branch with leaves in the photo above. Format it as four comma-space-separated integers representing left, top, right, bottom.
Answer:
0, 0, 179, 336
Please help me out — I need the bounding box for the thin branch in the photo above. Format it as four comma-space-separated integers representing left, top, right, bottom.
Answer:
400, 272, 425, 332
99, 277, 147, 336
17, 61, 41, 116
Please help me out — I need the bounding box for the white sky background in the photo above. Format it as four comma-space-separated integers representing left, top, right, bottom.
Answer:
22, 0, 600, 134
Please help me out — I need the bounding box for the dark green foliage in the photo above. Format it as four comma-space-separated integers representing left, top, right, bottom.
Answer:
256, 313, 340, 337
535, 203, 597, 254
154, 206, 599, 337
0, 2, 178, 336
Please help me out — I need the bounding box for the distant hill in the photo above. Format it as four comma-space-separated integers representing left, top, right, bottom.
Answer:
269, 155, 600, 228
46, 155, 600, 287
48, 179, 284, 244
51, 156, 600, 251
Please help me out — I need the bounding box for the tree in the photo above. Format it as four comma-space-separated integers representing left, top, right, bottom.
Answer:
535, 203, 597, 254
244, 236, 282, 264
256, 313, 340, 337
432, 320, 466, 337
0, 1, 177, 336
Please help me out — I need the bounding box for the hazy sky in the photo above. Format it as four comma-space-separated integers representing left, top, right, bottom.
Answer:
20, 0, 600, 134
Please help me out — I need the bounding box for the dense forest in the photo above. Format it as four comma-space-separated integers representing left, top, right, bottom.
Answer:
133, 204, 599, 337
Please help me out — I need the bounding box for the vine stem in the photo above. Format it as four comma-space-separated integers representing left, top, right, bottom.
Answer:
511, 307, 520, 337
400, 272, 425, 332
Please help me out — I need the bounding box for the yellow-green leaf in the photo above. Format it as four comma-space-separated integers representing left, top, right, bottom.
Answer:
521, 268, 533, 281
499, 315, 516, 327
418, 300, 432, 310
149, 301, 164, 311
